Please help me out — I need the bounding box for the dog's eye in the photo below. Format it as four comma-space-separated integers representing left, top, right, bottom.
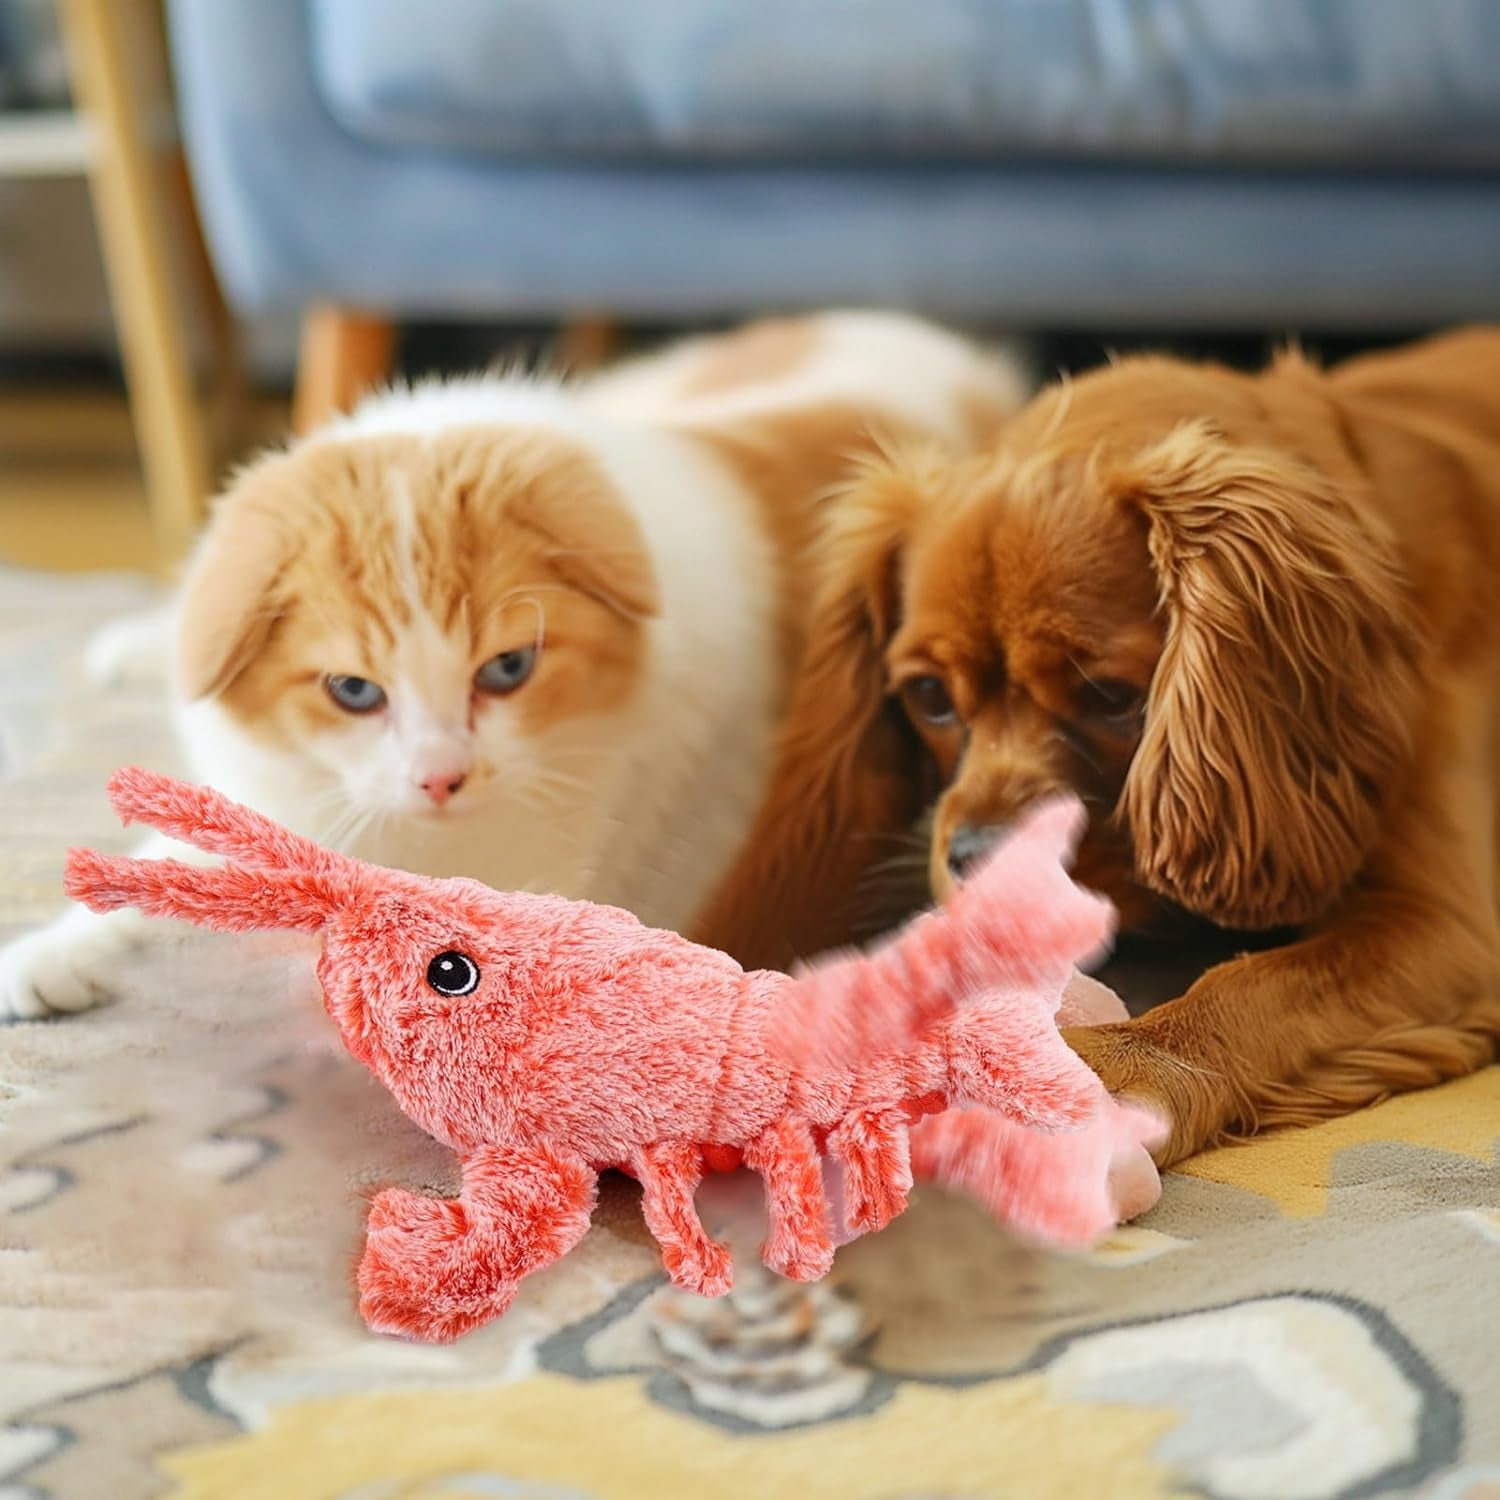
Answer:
475, 646, 537, 695
426, 950, 480, 996
1078, 678, 1145, 726
900, 675, 957, 727
325, 675, 387, 714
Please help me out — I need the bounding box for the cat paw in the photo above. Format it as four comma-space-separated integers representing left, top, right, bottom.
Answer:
0, 919, 130, 1019
83, 608, 171, 688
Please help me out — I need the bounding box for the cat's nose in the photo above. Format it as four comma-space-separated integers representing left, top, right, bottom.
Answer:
419, 770, 467, 806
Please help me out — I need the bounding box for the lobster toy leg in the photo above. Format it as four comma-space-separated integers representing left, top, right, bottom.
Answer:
631, 1141, 734, 1297
745, 1118, 833, 1282
827, 1107, 914, 1235
357, 1146, 596, 1344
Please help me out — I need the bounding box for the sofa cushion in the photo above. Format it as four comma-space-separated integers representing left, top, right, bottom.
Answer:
309, 0, 1500, 165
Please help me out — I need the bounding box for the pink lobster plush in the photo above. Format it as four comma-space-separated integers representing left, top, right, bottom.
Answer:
67, 769, 1140, 1344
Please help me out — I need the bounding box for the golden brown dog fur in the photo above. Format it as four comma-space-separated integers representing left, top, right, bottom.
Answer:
703, 327, 1500, 1163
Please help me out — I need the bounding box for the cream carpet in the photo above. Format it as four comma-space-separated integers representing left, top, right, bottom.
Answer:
1, 564, 1497, 1500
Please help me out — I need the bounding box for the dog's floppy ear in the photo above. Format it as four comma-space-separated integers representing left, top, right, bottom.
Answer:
693, 448, 943, 968
1115, 421, 1420, 928
176, 452, 298, 701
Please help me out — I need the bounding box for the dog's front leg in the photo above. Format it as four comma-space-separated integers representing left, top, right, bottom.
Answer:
1072, 681, 1500, 1165
1067, 898, 1499, 1165
1069, 739, 1500, 1165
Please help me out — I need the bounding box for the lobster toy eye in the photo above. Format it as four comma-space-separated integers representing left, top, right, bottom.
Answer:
426, 950, 480, 997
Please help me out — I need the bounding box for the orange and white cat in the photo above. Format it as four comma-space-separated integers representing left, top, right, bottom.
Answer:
1, 312, 1026, 1017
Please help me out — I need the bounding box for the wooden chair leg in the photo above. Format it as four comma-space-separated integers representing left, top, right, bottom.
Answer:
62, 0, 215, 565
167, 151, 246, 459
554, 316, 622, 373
293, 306, 397, 435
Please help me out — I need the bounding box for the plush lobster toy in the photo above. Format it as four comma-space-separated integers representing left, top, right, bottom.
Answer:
66, 769, 1145, 1344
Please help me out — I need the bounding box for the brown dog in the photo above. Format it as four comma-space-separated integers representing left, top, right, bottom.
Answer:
698, 328, 1500, 1165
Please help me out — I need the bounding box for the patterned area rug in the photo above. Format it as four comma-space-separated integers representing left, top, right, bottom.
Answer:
1, 563, 1498, 1500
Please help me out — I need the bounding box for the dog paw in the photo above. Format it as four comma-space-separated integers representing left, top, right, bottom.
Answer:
1064, 1021, 1200, 1166
1107, 1116, 1166, 1223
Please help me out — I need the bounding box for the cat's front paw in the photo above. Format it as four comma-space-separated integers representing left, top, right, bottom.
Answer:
83, 607, 172, 688
0, 912, 140, 1020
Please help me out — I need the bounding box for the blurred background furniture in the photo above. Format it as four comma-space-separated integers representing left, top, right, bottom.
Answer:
168, 0, 1500, 436
1, 0, 233, 560
9, 1, 1500, 567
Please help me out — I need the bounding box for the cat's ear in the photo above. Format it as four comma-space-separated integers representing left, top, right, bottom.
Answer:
504, 447, 661, 621
176, 454, 297, 700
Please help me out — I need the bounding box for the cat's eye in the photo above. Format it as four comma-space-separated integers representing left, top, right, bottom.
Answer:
324, 675, 387, 714
900, 674, 957, 727
426, 950, 480, 997
1077, 678, 1146, 727
475, 646, 537, 696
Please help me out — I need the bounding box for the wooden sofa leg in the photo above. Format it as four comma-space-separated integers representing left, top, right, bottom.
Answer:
293, 306, 396, 434
555, 316, 622, 372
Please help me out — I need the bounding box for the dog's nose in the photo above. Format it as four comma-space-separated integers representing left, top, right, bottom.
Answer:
946, 822, 1008, 881
419, 771, 467, 807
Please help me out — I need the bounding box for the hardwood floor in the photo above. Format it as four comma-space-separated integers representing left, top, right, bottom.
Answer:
0, 385, 287, 574
1, 462, 157, 573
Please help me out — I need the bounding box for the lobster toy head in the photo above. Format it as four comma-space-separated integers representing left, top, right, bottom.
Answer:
64, 769, 542, 1074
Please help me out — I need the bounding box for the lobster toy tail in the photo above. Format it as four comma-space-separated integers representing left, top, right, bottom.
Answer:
943, 796, 1114, 985
769, 797, 1115, 1069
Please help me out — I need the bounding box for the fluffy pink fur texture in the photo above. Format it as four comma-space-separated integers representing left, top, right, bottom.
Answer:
65, 769, 1152, 1344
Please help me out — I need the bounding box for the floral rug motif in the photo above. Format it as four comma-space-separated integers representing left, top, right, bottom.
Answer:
1, 565, 1497, 1500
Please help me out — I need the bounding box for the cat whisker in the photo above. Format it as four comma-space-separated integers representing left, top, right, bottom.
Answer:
526, 767, 595, 801
319, 800, 379, 854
